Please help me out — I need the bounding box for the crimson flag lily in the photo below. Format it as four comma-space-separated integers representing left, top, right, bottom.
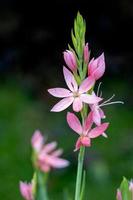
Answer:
31, 130, 69, 172
48, 66, 102, 112
67, 112, 109, 151
19, 181, 33, 200
64, 50, 77, 71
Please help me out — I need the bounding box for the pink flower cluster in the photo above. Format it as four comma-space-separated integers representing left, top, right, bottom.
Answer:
31, 130, 69, 172
48, 42, 123, 150
116, 180, 133, 200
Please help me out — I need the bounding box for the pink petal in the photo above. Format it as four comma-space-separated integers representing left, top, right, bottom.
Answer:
44, 155, 69, 168
64, 50, 77, 71
92, 53, 105, 80
88, 58, 98, 75
89, 123, 109, 138
92, 109, 101, 126
72, 97, 83, 112
51, 149, 63, 157
51, 97, 74, 112
19, 181, 33, 200
99, 108, 106, 119
79, 76, 95, 93
75, 137, 82, 151
83, 112, 93, 134
80, 94, 102, 104
31, 130, 44, 152
39, 142, 57, 158
48, 88, 72, 98
116, 189, 122, 200
63, 66, 78, 92
67, 112, 82, 135
81, 136, 91, 147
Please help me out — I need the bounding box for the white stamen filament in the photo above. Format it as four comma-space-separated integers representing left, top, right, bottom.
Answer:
100, 101, 124, 107
97, 82, 102, 96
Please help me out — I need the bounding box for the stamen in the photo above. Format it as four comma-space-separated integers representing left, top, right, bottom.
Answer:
100, 91, 102, 97
100, 101, 124, 107
97, 82, 102, 96
101, 94, 115, 105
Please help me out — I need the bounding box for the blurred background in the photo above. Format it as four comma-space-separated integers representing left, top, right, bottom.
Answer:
0, 0, 132, 199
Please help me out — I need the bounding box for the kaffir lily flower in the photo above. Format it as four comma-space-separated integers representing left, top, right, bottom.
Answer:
90, 88, 124, 127
48, 66, 101, 112
64, 50, 77, 71
116, 189, 122, 200
31, 130, 69, 172
20, 181, 33, 200
88, 53, 105, 80
83, 43, 90, 64
67, 112, 109, 151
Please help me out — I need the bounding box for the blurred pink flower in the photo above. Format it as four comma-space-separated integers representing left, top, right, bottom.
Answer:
19, 181, 33, 200
83, 43, 90, 64
31, 130, 44, 153
64, 50, 77, 71
88, 53, 105, 80
67, 112, 109, 151
48, 67, 101, 112
116, 189, 122, 200
31, 131, 69, 172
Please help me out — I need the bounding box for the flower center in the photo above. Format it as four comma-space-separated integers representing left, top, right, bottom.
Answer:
73, 91, 80, 98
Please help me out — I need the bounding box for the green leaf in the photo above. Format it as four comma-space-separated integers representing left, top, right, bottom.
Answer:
120, 177, 132, 200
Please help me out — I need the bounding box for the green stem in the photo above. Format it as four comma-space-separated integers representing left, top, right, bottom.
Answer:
36, 171, 49, 200
75, 146, 85, 200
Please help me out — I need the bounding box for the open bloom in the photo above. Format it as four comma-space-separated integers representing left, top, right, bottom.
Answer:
64, 50, 77, 71
20, 181, 33, 200
67, 112, 109, 151
31, 130, 69, 172
83, 43, 90, 64
48, 66, 101, 112
88, 53, 105, 80
90, 90, 124, 126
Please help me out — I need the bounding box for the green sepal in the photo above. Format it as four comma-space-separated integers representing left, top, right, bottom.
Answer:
120, 177, 132, 200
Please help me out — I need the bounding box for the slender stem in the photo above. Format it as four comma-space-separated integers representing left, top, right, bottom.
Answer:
75, 146, 85, 200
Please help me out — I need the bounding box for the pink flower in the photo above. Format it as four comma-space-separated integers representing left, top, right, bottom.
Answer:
64, 50, 77, 71
90, 91, 124, 127
88, 53, 105, 80
116, 189, 122, 200
31, 130, 44, 153
84, 43, 90, 64
19, 181, 33, 200
48, 67, 102, 112
67, 112, 109, 151
31, 131, 69, 172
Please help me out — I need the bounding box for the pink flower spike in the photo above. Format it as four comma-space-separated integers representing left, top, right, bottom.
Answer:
31, 130, 44, 153
64, 50, 77, 71
88, 53, 105, 80
19, 181, 33, 200
67, 112, 82, 135
116, 189, 122, 200
48, 67, 99, 112
83, 43, 90, 64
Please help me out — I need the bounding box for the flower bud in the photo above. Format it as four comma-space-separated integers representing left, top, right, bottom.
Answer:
83, 43, 90, 64
116, 189, 122, 200
63, 50, 77, 71
20, 181, 33, 200
88, 53, 105, 80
